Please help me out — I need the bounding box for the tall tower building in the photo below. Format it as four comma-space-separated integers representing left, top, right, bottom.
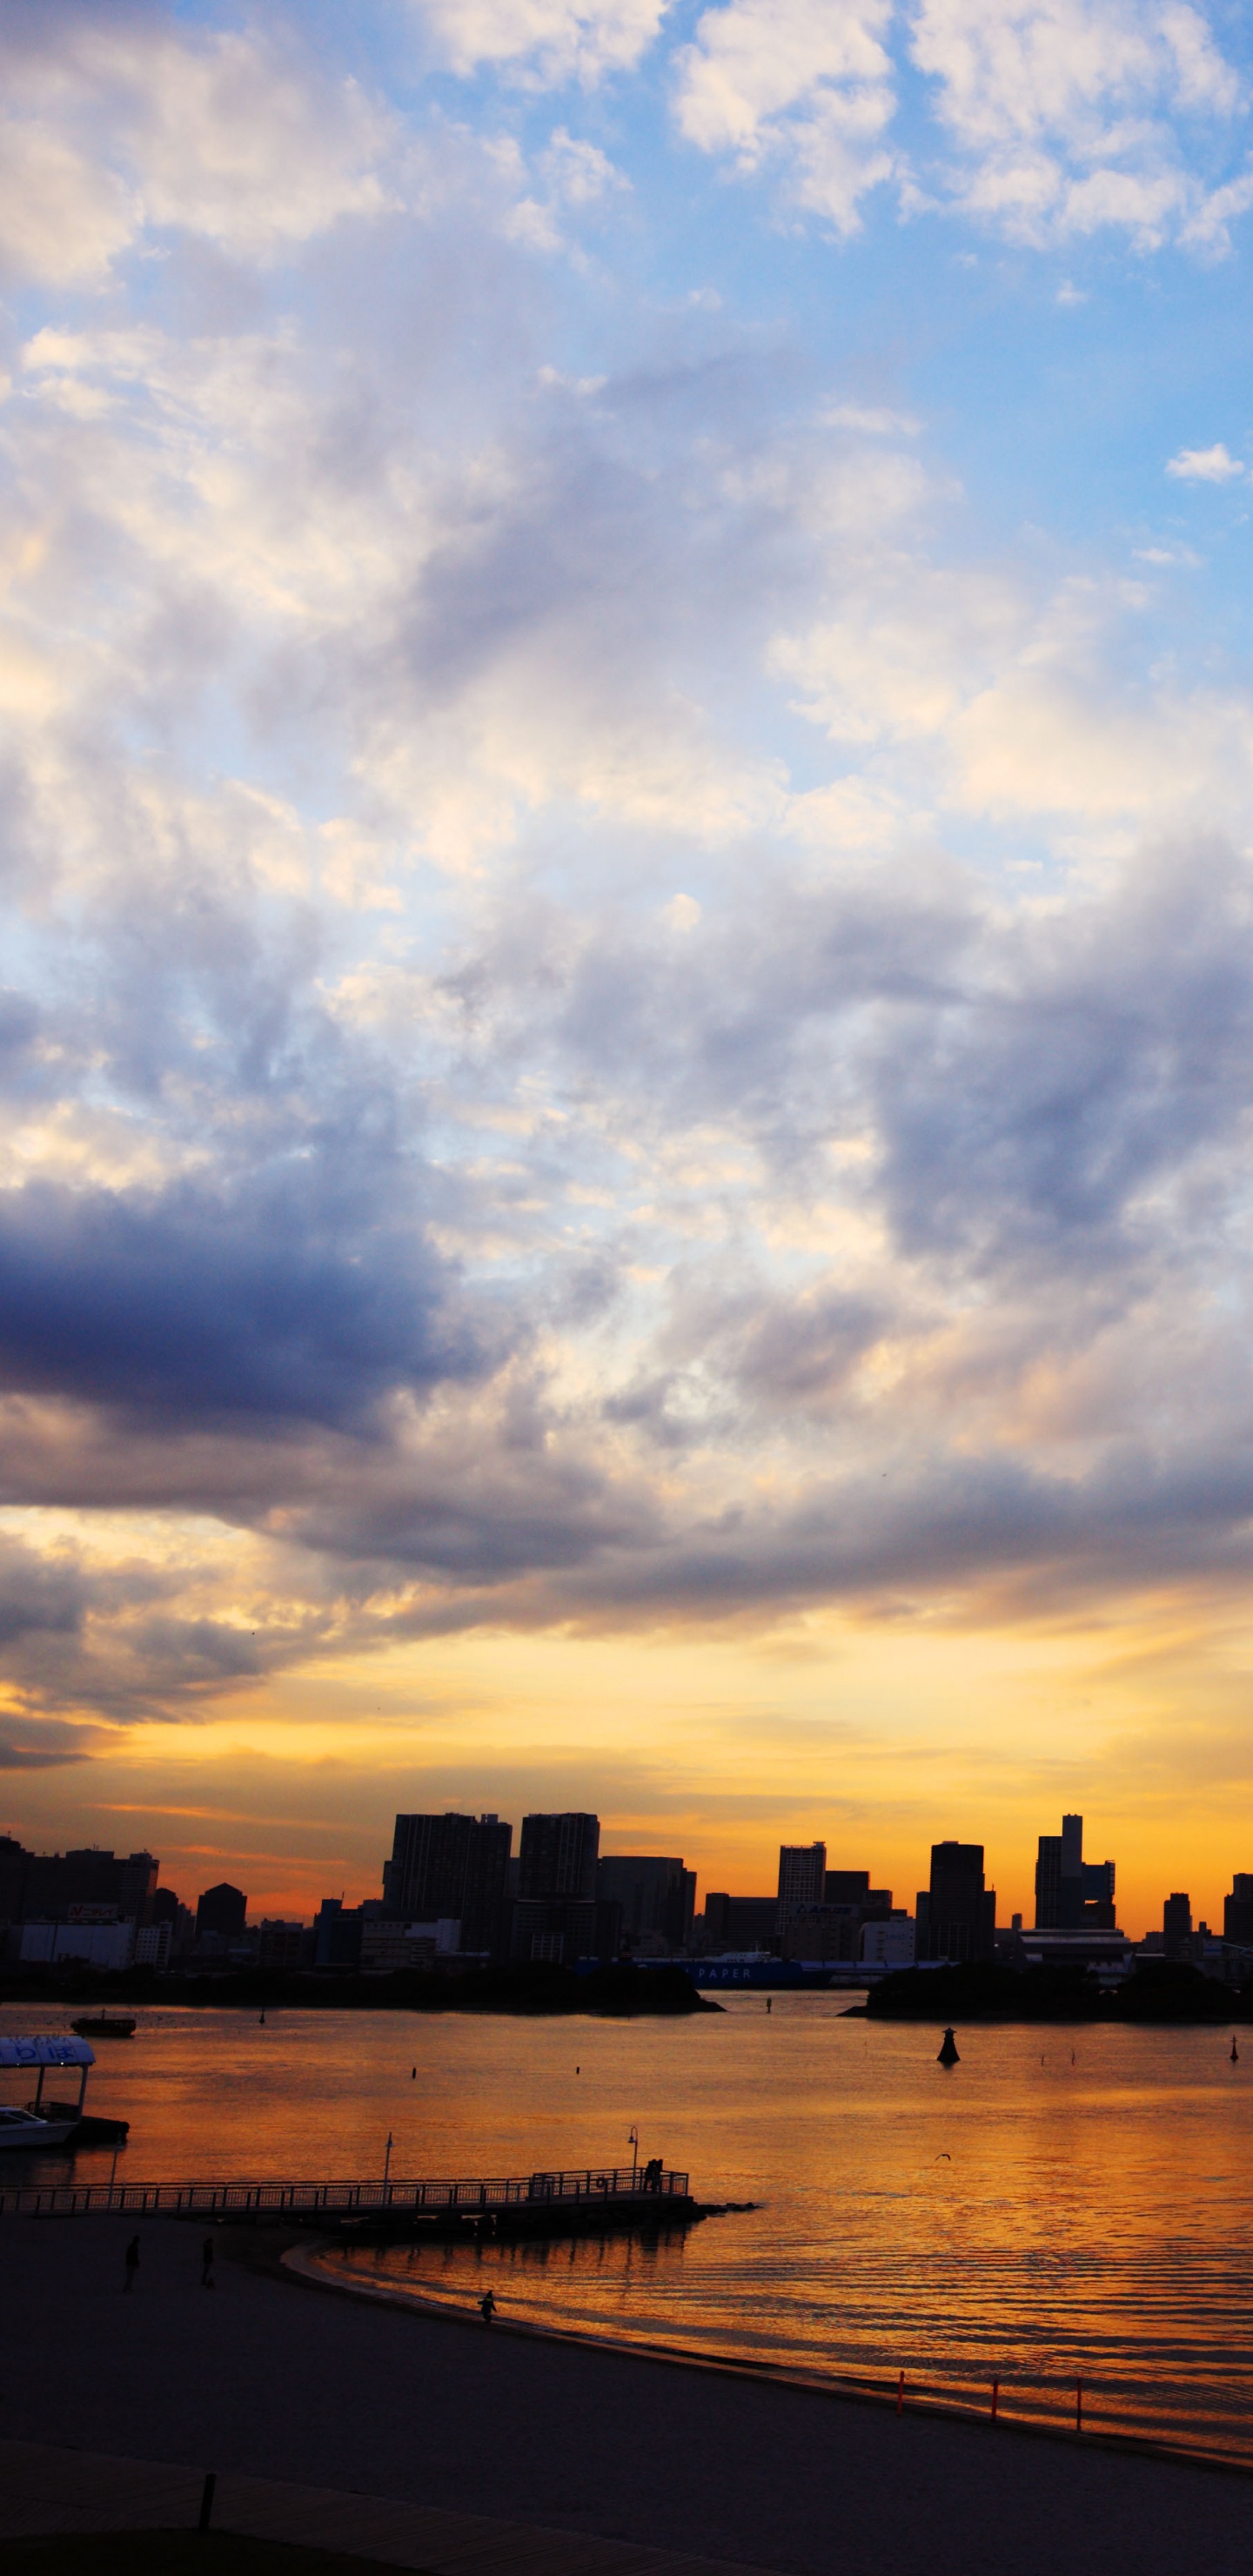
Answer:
916, 1842, 996, 1963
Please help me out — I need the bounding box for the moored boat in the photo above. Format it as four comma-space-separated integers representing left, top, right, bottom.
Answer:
0, 2104, 78, 2150
71, 2013, 136, 2038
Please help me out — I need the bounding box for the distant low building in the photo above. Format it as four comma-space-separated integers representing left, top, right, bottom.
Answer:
0, 1838, 158, 1930
700, 1894, 779, 1953
861, 1914, 916, 1969
359, 1917, 461, 1971
20, 1919, 136, 1971
312, 1896, 362, 1969
196, 1882, 247, 1941
255, 1919, 308, 1971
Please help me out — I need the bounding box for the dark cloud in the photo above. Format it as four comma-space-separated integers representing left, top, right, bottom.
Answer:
0, 1168, 487, 1430
0, 1713, 98, 1770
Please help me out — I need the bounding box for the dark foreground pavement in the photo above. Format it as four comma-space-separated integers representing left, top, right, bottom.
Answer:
3, 2215, 1248, 2576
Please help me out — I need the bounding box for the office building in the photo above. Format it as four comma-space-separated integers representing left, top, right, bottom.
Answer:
1035, 1815, 1116, 1930
518, 1813, 599, 1900
383, 1813, 513, 1953
777, 1843, 827, 1919
596, 1855, 695, 1952
1163, 1892, 1192, 1960
916, 1841, 996, 1963
196, 1882, 247, 1940
512, 1812, 600, 1964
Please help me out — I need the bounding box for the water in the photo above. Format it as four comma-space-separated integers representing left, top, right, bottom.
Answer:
4, 1993, 1253, 2462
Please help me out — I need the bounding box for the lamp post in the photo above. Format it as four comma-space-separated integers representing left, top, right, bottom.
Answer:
628, 2126, 639, 2184
384, 2131, 393, 2200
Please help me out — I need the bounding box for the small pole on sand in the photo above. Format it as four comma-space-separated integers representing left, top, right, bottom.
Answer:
109, 2145, 120, 2206
1075, 2378, 1083, 2434
198, 2473, 217, 2532
990, 2378, 999, 2423
896, 2371, 904, 2417
384, 2132, 393, 2194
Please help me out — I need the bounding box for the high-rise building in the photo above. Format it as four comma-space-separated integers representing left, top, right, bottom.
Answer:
512, 1813, 600, 1965
518, 1813, 599, 1901
916, 1842, 996, 1963
1224, 1874, 1253, 1946
777, 1843, 827, 1915
1034, 1815, 1116, 1929
596, 1855, 695, 1951
1163, 1892, 1192, 1960
383, 1813, 513, 1953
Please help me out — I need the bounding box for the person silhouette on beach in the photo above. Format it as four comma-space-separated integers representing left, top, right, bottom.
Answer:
479, 2289, 496, 2323
123, 2235, 140, 2292
201, 2236, 216, 2288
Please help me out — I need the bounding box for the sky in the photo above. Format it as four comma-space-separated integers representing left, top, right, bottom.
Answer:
1, 0, 1252, 1938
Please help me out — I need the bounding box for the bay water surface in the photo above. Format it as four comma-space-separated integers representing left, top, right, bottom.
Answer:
4, 1993, 1252, 2462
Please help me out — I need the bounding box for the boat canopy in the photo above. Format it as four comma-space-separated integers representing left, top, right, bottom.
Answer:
0, 2036, 95, 2068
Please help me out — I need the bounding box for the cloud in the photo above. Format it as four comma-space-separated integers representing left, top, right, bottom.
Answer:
0, 1714, 98, 1771
1166, 441, 1246, 481
910, 0, 1250, 249
0, 16, 392, 285
673, 0, 897, 231
0, 1168, 488, 1433
415, 0, 670, 85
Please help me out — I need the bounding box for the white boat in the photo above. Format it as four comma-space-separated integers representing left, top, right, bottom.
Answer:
0, 2104, 78, 2150
0, 2036, 97, 2148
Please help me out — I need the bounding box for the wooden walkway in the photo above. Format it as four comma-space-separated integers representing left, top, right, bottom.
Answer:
0, 2438, 777, 2576
0, 2162, 689, 2220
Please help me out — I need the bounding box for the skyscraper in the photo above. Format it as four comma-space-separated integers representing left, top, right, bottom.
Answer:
777, 1842, 827, 1921
383, 1813, 513, 1955
916, 1842, 996, 1963
1034, 1815, 1116, 1929
512, 1813, 600, 1964
1163, 1892, 1192, 1960
1224, 1874, 1253, 1946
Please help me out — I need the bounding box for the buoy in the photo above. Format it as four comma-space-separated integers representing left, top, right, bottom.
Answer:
937, 2026, 960, 2066
1232, 2036, 1239, 2063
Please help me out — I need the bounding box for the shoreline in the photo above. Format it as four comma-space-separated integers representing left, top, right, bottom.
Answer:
280, 2231, 1253, 2486
10, 2210, 1253, 2576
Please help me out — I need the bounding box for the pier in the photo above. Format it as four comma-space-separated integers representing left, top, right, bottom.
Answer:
0, 2159, 693, 2232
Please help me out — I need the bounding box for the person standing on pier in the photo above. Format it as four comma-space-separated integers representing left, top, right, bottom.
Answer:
479, 2289, 496, 2323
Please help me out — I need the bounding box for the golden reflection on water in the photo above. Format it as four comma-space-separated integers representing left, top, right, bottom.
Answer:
4, 1993, 1253, 2459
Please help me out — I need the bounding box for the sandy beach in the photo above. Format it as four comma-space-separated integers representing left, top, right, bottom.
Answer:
4, 2211, 1252, 2576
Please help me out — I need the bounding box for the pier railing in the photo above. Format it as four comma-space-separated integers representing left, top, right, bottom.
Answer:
0, 2162, 690, 2219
